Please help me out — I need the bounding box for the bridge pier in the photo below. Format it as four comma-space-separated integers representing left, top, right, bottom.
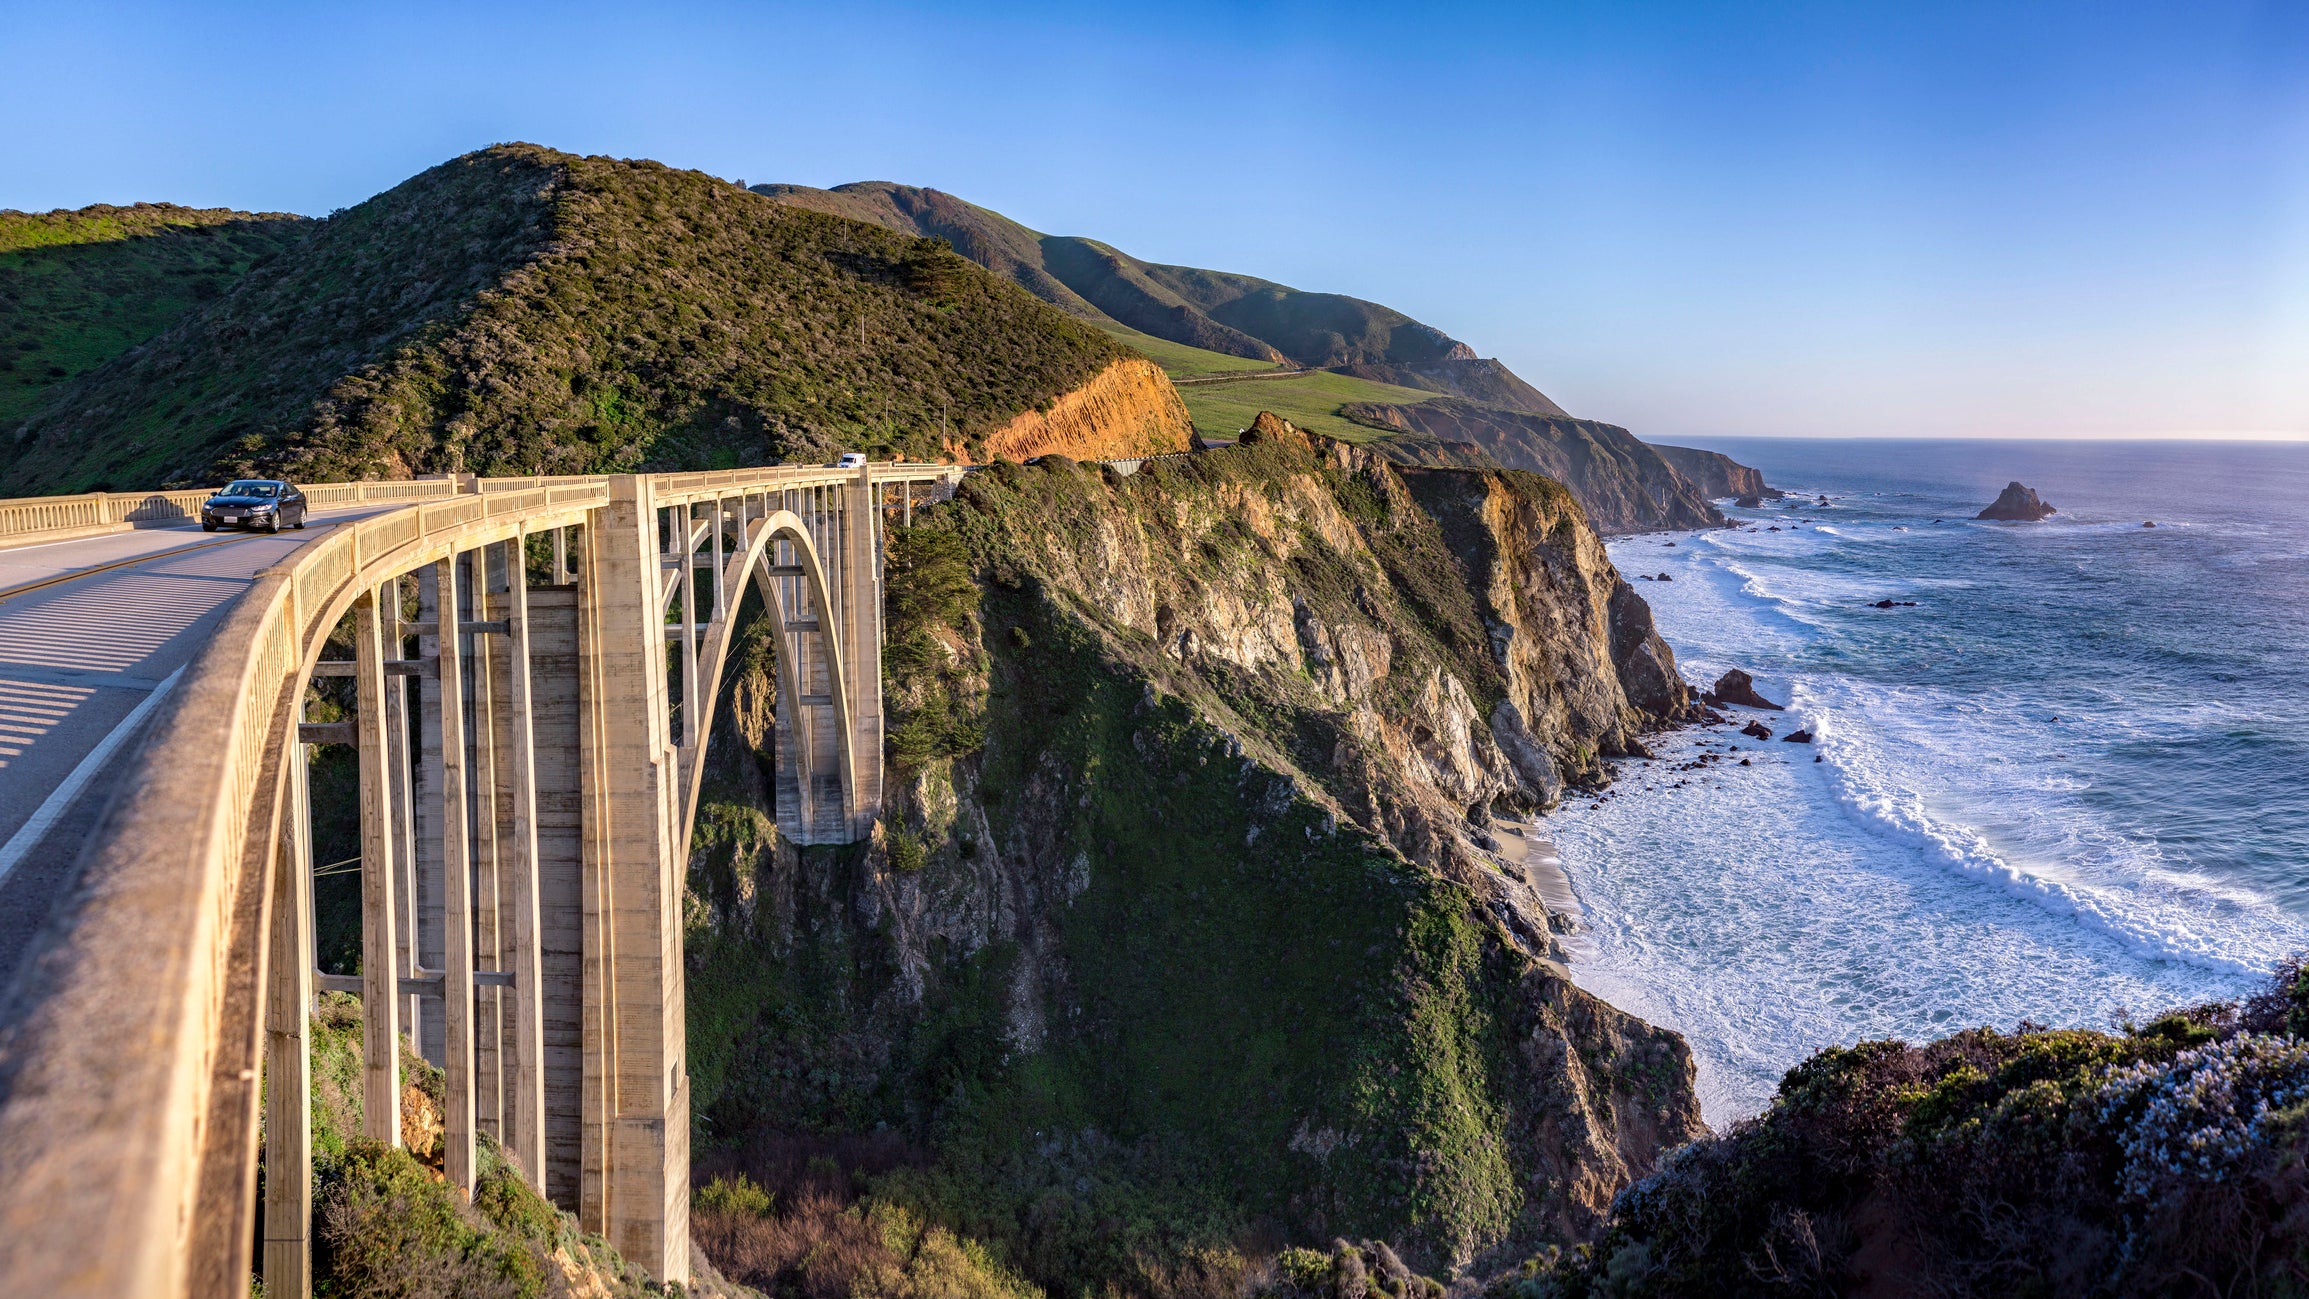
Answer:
353, 588, 402, 1148
262, 735, 315, 1295
487, 536, 550, 1190
578, 476, 689, 1278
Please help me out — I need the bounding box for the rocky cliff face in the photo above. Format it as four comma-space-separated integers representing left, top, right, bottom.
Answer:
1648, 444, 1778, 503
974, 357, 1195, 463
684, 417, 1704, 1296
1339, 398, 1723, 533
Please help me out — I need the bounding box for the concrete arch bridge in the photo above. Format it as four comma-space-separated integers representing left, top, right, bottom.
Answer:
0, 462, 962, 1297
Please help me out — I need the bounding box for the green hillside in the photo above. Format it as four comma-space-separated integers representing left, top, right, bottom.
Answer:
1085, 318, 1449, 442
0, 204, 308, 430
1090, 321, 1280, 380
1173, 368, 1442, 444
2, 147, 1128, 493
754, 181, 1569, 414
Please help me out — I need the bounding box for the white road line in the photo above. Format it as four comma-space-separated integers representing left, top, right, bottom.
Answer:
0, 664, 186, 886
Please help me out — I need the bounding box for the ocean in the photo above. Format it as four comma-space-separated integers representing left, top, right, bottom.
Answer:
1543, 438, 2309, 1126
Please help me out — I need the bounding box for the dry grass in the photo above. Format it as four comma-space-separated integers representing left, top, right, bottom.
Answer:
692, 1134, 1041, 1299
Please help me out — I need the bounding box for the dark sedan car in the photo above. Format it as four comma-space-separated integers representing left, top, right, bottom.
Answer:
201, 479, 309, 532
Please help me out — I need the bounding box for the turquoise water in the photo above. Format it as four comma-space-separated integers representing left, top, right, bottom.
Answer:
1545, 439, 2309, 1123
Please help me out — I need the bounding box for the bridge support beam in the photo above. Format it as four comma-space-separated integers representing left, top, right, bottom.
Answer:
579, 477, 689, 1280
489, 535, 550, 1189
262, 734, 315, 1298
354, 588, 403, 1147
434, 555, 479, 1196
843, 468, 884, 840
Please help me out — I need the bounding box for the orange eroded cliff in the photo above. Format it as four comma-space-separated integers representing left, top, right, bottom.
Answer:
973, 357, 1194, 463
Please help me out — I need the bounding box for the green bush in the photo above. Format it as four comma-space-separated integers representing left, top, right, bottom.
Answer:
887, 829, 929, 874
316, 1141, 544, 1299
695, 1172, 775, 1218
883, 523, 985, 770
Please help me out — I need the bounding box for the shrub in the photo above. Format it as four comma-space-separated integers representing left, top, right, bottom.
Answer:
316, 1141, 543, 1299
1501, 957, 2309, 1297
887, 829, 929, 874
696, 1172, 776, 1218
2098, 1033, 2309, 1200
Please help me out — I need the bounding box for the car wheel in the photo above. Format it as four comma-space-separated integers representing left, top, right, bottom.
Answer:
202, 521, 217, 532
266, 516, 280, 533
293, 516, 305, 529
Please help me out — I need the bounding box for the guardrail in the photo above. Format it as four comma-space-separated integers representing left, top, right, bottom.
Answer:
0, 478, 471, 549
0, 467, 968, 549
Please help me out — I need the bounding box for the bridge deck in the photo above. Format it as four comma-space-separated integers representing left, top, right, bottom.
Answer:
0, 508, 400, 997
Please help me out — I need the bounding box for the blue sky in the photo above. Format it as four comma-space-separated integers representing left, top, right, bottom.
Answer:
5, 1, 2306, 439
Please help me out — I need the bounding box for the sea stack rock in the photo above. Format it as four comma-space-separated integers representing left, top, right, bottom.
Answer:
1704, 668, 1784, 711
1977, 482, 2056, 521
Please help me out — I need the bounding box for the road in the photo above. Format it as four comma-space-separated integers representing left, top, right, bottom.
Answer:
0, 508, 397, 992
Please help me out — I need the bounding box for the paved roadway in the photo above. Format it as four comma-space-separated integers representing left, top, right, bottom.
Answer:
0, 507, 400, 994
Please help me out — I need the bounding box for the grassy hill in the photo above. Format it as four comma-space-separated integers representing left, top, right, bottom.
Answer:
1089, 321, 1280, 380
1174, 368, 1444, 443
2, 147, 1131, 492
754, 181, 1569, 415
1084, 320, 1445, 442
0, 203, 308, 431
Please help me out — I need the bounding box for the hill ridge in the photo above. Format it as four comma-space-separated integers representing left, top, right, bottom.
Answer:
0, 203, 310, 429
4, 146, 1175, 492
754, 180, 1569, 416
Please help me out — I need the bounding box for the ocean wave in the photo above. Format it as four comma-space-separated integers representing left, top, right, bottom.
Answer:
1806, 686, 2293, 977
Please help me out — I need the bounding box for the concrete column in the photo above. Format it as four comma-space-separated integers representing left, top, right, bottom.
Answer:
471, 552, 503, 1144
261, 736, 315, 1298
581, 476, 689, 1282
434, 554, 478, 1196
497, 535, 548, 1190
414, 569, 446, 1065
846, 465, 883, 838
353, 588, 402, 1146
680, 502, 700, 752
525, 582, 587, 1209
575, 520, 614, 1236
384, 580, 422, 1054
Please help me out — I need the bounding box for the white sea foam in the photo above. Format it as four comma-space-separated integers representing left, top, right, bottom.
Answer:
1804, 682, 2288, 976
1546, 514, 2300, 1125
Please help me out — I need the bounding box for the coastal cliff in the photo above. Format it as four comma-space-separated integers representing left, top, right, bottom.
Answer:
1339, 398, 1724, 533
1649, 444, 1779, 503
685, 416, 1704, 1297
975, 357, 1195, 462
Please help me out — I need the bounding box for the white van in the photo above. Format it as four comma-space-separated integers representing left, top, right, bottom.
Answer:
835, 452, 868, 469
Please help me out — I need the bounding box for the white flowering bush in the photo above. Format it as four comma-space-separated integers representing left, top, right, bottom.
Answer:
2096, 1033, 2309, 1200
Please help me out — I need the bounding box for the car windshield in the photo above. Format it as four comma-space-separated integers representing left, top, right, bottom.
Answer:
221, 481, 278, 497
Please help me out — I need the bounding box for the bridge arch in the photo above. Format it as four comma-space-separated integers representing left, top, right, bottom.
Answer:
671, 506, 860, 861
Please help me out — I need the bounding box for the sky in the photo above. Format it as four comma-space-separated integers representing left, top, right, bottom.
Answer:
5, 0, 2307, 441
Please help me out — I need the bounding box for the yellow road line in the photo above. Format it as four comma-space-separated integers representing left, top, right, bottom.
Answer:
0, 535, 251, 607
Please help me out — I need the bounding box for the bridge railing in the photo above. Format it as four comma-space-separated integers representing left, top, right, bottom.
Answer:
0, 477, 473, 548
0, 466, 963, 549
